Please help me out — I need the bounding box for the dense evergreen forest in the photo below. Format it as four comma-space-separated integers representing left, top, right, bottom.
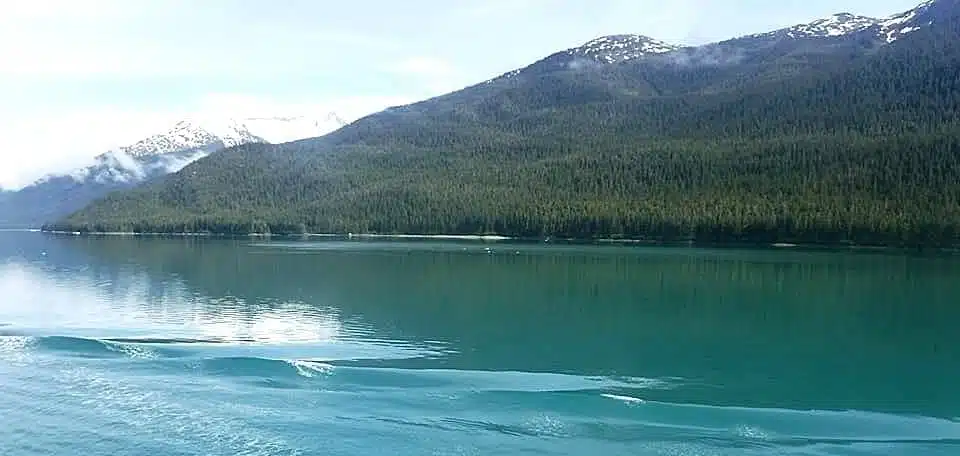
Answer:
46, 2, 960, 246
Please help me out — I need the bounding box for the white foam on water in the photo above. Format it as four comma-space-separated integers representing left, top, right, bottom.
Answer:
102, 341, 159, 360
733, 424, 773, 441
601, 393, 647, 404
522, 414, 568, 437
0, 336, 36, 365
288, 359, 334, 378
48, 365, 304, 456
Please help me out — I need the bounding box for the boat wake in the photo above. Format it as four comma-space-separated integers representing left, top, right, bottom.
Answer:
2, 332, 959, 455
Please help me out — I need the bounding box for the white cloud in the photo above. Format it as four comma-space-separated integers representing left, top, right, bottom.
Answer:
0, 93, 416, 190
0, 108, 179, 189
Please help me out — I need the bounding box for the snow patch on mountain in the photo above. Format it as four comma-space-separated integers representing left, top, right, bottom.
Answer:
483, 34, 680, 83
108, 114, 350, 160
880, 0, 936, 42
797, 13, 879, 36
117, 120, 258, 158
570, 35, 681, 63
748, 13, 880, 40
745, 0, 938, 43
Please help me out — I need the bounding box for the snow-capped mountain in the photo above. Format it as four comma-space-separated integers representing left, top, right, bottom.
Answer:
745, 0, 939, 42
488, 0, 947, 86
111, 114, 349, 160
58, 114, 350, 185
117, 121, 260, 159
747, 13, 881, 40
487, 0, 946, 86
568, 35, 681, 64
486, 34, 682, 83
0, 114, 350, 227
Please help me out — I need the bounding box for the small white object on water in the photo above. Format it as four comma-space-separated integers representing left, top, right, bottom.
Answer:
601, 393, 646, 404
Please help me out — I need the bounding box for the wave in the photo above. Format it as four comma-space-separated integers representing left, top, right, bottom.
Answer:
194, 356, 332, 381
4, 335, 192, 360
288, 359, 334, 378
1, 332, 439, 360
7, 341, 673, 399
2, 333, 679, 396
102, 336, 230, 345
187, 356, 675, 395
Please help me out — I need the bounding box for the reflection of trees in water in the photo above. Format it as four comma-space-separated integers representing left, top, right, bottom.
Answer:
52, 235, 960, 347
34, 234, 960, 416
49, 236, 960, 325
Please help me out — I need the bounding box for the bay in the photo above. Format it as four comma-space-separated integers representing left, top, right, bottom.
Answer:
0, 232, 958, 455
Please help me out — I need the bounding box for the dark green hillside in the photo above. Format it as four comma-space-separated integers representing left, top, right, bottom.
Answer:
47, 2, 960, 246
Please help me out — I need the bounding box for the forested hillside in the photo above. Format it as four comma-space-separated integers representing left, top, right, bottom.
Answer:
47, 0, 960, 246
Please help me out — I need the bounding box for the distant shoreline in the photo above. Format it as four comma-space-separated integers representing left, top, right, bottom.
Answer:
344, 233, 512, 241
39, 230, 512, 242
33, 229, 960, 252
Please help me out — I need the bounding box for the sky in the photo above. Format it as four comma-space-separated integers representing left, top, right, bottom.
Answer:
0, 0, 922, 189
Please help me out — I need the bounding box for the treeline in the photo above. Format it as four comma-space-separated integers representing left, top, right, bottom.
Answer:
45, 130, 960, 246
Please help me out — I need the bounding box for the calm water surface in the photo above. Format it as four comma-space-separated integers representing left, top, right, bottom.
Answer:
0, 232, 958, 455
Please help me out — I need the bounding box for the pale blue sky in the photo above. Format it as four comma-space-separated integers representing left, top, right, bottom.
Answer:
0, 0, 921, 188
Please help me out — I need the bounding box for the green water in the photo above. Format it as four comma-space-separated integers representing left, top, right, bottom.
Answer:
1, 232, 958, 455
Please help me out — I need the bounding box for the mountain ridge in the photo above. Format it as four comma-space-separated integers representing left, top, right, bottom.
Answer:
116, 120, 261, 159
484, 0, 944, 87
734, 0, 939, 42
746, 13, 881, 40
46, 0, 960, 246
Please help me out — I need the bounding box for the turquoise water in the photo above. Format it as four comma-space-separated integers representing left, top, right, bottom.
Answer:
1, 232, 959, 455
